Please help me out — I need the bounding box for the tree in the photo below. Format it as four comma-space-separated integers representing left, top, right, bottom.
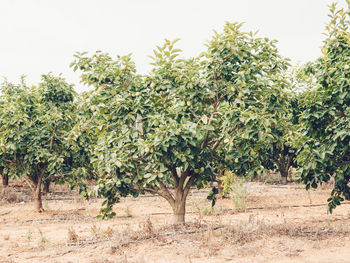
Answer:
0, 94, 9, 187
0, 75, 78, 212
0, 168, 9, 187
257, 67, 306, 184
71, 23, 288, 223
297, 2, 350, 212
0, 153, 8, 187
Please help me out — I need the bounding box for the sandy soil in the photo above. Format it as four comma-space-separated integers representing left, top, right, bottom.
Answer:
1, 181, 350, 263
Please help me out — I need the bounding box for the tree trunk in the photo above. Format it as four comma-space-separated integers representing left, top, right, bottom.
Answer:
171, 184, 187, 224
171, 175, 196, 224
29, 168, 46, 213
281, 174, 287, 184
217, 179, 224, 198
279, 164, 289, 185
43, 179, 50, 194
34, 182, 44, 212
154, 172, 196, 225
278, 147, 295, 185
2, 173, 9, 187
172, 198, 186, 224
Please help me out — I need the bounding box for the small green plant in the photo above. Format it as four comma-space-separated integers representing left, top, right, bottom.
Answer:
221, 170, 237, 197
191, 198, 221, 216
36, 227, 48, 243
125, 206, 133, 218
230, 178, 249, 212
26, 229, 32, 241
201, 206, 221, 216
40, 236, 49, 243
90, 224, 105, 238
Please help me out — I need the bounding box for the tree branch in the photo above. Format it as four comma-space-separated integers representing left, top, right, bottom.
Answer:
183, 175, 197, 200
143, 187, 158, 195
49, 172, 73, 180
157, 180, 175, 207
200, 132, 210, 154
37, 166, 47, 188
49, 126, 57, 152
169, 165, 179, 188
24, 176, 34, 190
178, 170, 189, 190
210, 136, 224, 153
163, 157, 179, 188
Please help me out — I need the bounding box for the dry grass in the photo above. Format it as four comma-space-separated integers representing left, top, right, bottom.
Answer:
67, 227, 79, 243
2, 183, 350, 262
81, 215, 350, 259
230, 178, 249, 211
190, 197, 222, 218
218, 215, 350, 246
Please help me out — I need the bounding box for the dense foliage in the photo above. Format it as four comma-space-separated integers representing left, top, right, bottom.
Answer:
70, 23, 289, 223
0, 75, 83, 211
297, 2, 350, 212
1, 1, 349, 224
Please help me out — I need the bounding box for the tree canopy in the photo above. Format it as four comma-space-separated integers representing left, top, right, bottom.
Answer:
0, 74, 81, 211
297, 2, 350, 212
1, 2, 348, 224
71, 22, 289, 223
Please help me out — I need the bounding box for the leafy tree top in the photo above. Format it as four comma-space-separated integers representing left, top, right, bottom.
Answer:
71, 22, 289, 220
0, 74, 76, 181
297, 1, 350, 211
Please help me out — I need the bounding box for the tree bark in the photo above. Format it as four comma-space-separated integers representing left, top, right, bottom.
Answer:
281, 174, 288, 185
279, 163, 289, 185
1, 173, 9, 187
43, 179, 50, 194
173, 198, 186, 224
278, 147, 295, 185
172, 174, 196, 224
217, 179, 224, 198
152, 171, 197, 225
34, 182, 44, 212
29, 167, 46, 213
172, 182, 186, 224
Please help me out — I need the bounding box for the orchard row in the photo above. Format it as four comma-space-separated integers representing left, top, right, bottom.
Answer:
0, 2, 349, 223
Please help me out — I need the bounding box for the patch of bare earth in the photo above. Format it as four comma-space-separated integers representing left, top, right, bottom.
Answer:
1, 181, 350, 263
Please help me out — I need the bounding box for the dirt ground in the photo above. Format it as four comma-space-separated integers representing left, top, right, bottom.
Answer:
1, 180, 350, 263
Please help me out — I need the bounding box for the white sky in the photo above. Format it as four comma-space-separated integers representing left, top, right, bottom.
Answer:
0, 0, 345, 92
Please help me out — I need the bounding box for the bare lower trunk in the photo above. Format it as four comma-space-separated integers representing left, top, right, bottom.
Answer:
153, 171, 196, 225
279, 166, 289, 185
172, 199, 186, 224
34, 182, 44, 212
278, 149, 295, 185
281, 175, 287, 185
2, 173, 9, 187
29, 168, 46, 213
171, 176, 195, 224
34, 188, 44, 212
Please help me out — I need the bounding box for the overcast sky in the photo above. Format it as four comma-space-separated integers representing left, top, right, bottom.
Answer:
0, 0, 345, 92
